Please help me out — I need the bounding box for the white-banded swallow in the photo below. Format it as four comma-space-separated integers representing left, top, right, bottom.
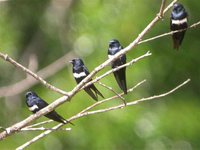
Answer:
108, 39, 127, 94
70, 58, 104, 101
170, 3, 188, 50
25, 91, 73, 125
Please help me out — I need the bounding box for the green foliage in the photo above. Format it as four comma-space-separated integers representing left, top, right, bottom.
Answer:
0, 0, 199, 149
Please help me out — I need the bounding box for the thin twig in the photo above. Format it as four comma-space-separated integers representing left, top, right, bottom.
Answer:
139, 20, 200, 44
21, 127, 71, 132
24, 120, 53, 128
158, 0, 167, 17
17, 78, 190, 149
0, 52, 69, 96
97, 81, 126, 105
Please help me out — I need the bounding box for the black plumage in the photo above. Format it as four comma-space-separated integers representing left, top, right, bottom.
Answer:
70, 58, 104, 101
25, 91, 73, 125
108, 39, 127, 94
170, 3, 188, 50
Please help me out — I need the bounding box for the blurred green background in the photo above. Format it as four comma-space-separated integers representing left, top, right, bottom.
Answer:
0, 0, 200, 149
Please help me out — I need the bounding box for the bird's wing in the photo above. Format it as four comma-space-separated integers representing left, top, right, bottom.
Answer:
114, 54, 127, 94
83, 65, 90, 76
120, 54, 126, 64
113, 68, 127, 94
36, 98, 48, 110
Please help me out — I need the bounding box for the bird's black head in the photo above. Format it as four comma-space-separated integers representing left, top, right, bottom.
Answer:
25, 91, 38, 99
173, 3, 185, 13
109, 39, 121, 48
171, 3, 187, 20
108, 39, 122, 55
70, 58, 84, 67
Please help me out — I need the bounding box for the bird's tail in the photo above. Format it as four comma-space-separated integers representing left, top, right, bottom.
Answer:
84, 87, 98, 101
173, 38, 180, 50
114, 69, 127, 94
90, 84, 104, 99
45, 111, 74, 125
94, 88, 104, 99
172, 30, 186, 50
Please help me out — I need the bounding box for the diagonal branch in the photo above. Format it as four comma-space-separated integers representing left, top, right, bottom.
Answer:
21, 127, 71, 132
139, 20, 200, 44
25, 120, 53, 129
0, 51, 76, 97
158, 0, 167, 17
0, 52, 69, 96
97, 81, 126, 105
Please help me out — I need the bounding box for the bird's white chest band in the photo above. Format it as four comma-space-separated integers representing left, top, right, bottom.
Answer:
73, 72, 86, 78
172, 18, 187, 25
29, 104, 39, 111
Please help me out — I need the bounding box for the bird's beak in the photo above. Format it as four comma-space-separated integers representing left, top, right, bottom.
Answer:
69, 60, 73, 64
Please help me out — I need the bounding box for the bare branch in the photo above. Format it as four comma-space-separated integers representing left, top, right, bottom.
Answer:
158, 0, 167, 17
0, 51, 76, 97
97, 81, 126, 105
139, 20, 200, 44
163, 0, 177, 14
25, 120, 53, 129
0, 52, 69, 96
21, 127, 71, 132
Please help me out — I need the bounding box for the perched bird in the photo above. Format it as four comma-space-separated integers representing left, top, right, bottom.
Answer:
25, 91, 73, 125
108, 39, 127, 94
170, 3, 188, 50
70, 58, 104, 101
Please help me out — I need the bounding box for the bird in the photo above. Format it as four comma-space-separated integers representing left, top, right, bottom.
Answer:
25, 91, 73, 125
70, 58, 104, 101
170, 3, 188, 50
108, 39, 127, 94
